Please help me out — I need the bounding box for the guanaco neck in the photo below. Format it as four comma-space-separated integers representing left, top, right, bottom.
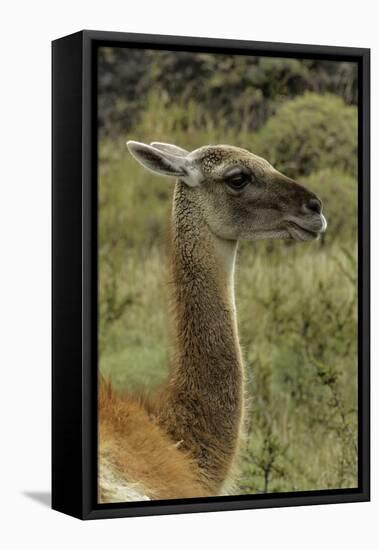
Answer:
158, 181, 245, 492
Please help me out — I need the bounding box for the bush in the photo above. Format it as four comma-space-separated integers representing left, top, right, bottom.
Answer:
253, 93, 358, 178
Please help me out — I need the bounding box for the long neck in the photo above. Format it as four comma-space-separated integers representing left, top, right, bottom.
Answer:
158, 182, 245, 492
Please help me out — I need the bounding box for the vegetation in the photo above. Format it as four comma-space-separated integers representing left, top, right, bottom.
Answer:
98, 49, 358, 494
254, 93, 358, 178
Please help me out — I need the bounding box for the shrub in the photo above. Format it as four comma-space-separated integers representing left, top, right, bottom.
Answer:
98, 49, 358, 138
253, 93, 357, 178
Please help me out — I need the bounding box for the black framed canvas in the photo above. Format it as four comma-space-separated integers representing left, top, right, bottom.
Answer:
52, 30, 370, 520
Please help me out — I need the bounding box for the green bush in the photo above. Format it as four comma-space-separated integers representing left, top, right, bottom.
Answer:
254, 93, 357, 178
98, 50, 358, 138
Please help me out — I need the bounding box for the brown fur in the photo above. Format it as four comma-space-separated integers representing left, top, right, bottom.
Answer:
155, 183, 245, 493
99, 142, 326, 502
99, 183, 244, 501
99, 380, 209, 501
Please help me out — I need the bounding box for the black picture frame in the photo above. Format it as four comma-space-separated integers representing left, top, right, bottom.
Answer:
52, 30, 370, 520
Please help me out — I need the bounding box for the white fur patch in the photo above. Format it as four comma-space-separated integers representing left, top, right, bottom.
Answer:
320, 214, 328, 232
99, 457, 151, 503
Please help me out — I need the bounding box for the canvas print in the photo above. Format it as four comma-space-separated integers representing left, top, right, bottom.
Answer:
97, 48, 358, 503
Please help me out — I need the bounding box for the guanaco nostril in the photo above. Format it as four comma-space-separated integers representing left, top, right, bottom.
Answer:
305, 198, 322, 215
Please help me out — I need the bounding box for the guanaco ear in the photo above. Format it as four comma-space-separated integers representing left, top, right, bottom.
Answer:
150, 142, 189, 157
127, 141, 201, 187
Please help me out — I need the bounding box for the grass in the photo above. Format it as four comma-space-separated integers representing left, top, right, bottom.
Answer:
98, 139, 358, 494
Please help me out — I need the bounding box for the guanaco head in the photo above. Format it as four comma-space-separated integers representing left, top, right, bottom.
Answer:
127, 141, 327, 242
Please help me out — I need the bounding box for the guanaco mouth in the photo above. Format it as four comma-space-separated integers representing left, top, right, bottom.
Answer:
287, 222, 321, 242
286, 213, 327, 242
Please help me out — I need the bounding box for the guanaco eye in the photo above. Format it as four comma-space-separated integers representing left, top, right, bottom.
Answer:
225, 171, 250, 191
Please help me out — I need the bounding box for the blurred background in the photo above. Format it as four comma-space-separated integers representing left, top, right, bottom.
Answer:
98, 47, 358, 495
